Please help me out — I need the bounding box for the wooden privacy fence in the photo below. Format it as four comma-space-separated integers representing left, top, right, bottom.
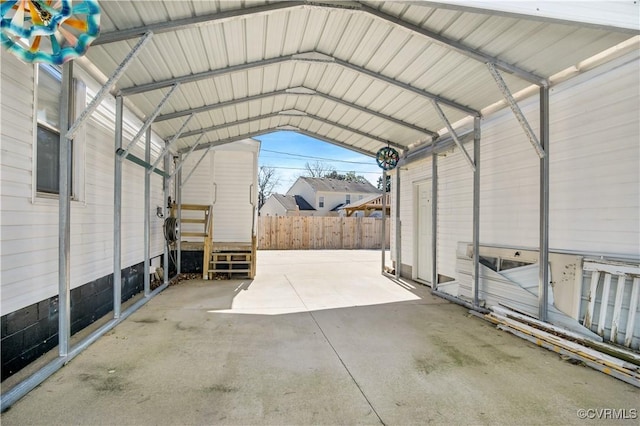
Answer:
258, 216, 390, 250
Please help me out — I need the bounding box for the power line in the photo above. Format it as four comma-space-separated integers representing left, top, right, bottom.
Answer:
261, 164, 381, 174
260, 148, 372, 165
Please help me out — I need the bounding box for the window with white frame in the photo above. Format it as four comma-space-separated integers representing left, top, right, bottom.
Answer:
35, 64, 85, 199
345, 194, 351, 204
319, 196, 324, 208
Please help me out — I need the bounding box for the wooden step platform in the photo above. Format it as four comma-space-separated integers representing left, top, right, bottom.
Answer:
208, 245, 254, 279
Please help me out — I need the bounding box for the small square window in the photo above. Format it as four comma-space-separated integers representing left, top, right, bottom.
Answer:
34, 64, 85, 200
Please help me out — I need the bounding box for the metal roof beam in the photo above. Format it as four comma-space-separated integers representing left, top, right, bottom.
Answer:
154, 87, 440, 138
331, 57, 478, 116
120, 51, 476, 116
154, 90, 290, 122
360, 3, 547, 86
177, 109, 405, 151
305, 113, 406, 151
186, 127, 377, 159
119, 55, 293, 96
97, 1, 545, 86
94, 2, 307, 45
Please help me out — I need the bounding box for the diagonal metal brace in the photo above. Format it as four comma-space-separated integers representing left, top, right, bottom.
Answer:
182, 145, 213, 187
118, 83, 180, 161
170, 134, 204, 179
66, 32, 153, 140
148, 113, 195, 175
487, 63, 546, 159
432, 100, 476, 172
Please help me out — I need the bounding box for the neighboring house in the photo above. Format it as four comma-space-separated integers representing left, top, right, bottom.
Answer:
286, 177, 380, 217
260, 194, 315, 217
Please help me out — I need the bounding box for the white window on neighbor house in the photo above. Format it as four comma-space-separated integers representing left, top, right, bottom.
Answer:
345, 194, 351, 204
34, 64, 85, 201
319, 196, 325, 208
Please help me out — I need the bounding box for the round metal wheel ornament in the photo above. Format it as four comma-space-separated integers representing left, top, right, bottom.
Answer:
376, 146, 399, 171
1, 0, 100, 65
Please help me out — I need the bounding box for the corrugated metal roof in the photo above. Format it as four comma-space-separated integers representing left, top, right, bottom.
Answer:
80, 1, 637, 156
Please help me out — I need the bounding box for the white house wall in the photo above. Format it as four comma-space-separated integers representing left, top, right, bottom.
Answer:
259, 197, 288, 217
397, 50, 639, 283
438, 148, 475, 280
179, 140, 259, 243
212, 148, 258, 243
391, 156, 432, 273
286, 180, 315, 211
1, 53, 166, 315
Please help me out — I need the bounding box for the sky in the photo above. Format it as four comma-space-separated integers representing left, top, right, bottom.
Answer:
255, 131, 384, 194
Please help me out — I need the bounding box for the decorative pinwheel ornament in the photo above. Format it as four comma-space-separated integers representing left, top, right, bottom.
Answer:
1, 0, 100, 65
376, 146, 400, 171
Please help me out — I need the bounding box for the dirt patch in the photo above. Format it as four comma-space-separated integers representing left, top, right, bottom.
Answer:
133, 318, 159, 324
202, 384, 238, 394
78, 372, 129, 393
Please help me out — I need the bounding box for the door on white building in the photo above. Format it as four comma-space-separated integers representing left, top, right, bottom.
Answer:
415, 181, 432, 284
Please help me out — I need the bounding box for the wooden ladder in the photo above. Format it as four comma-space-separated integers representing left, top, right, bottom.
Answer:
172, 204, 214, 280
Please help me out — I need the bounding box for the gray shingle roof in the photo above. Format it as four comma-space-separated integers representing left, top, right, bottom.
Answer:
293, 195, 315, 211
297, 177, 379, 194
272, 194, 315, 211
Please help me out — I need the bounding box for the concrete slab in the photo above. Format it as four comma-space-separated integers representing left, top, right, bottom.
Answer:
2, 250, 638, 425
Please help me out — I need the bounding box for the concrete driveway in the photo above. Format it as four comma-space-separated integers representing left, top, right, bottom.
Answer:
2, 250, 638, 425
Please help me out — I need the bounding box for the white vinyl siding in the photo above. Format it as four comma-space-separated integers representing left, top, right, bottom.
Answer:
286, 180, 315, 209
259, 196, 288, 217
1, 53, 166, 315
180, 140, 259, 243
398, 50, 639, 282
391, 156, 431, 270
547, 53, 639, 255
212, 149, 257, 243
438, 149, 474, 280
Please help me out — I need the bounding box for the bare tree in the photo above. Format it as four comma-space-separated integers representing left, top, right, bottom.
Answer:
303, 160, 335, 178
258, 166, 280, 210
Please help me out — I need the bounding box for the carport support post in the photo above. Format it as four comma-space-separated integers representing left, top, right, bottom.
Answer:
381, 170, 387, 273
113, 95, 123, 318
539, 87, 550, 322
473, 116, 481, 308
177, 154, 182, 275
58, 61, 73, 356
431, 152, 438, 290
144, 126, 151, 297
163, 153, 170, 285
395, 167, 401, 279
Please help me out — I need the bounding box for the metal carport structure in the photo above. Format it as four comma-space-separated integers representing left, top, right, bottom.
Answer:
2, 0, 638, 410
